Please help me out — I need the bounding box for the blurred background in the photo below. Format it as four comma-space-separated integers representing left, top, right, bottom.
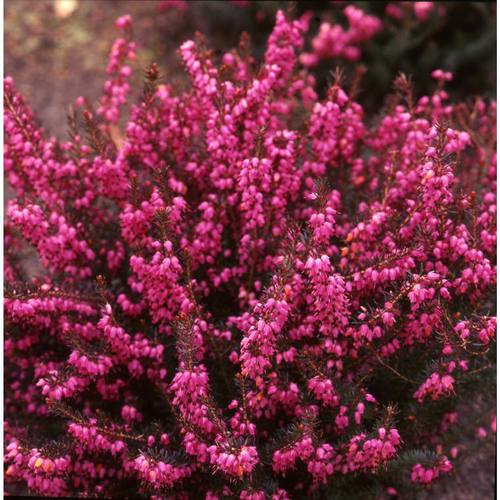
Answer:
5, 1, 496, 140
3, 3, 496, 498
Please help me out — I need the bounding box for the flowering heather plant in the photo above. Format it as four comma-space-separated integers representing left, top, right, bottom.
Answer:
4, 8, 496, 500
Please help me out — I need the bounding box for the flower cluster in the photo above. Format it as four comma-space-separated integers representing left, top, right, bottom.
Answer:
133, 453, 194, 490
301, 5, 382, 66
4, 5, 495, 499
413, 372, 455, 403
207, 443, 259, 477
411, 458, 452, 485
386, 1, 442, 22
342, 427, 402, 473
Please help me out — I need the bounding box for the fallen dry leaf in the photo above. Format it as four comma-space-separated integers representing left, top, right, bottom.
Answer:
54, 0, 78, 19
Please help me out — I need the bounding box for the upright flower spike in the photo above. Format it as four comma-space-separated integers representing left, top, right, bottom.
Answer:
98, 15, 136, 125
239, 269, 291, 378
305, 253, 349, 338
264, 9, 310, 89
